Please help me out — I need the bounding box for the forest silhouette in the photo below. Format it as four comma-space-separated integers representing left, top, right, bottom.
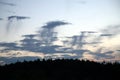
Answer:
0, 59, 120, 80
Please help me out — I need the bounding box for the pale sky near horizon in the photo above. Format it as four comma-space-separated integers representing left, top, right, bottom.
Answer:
0, 0, 120, 42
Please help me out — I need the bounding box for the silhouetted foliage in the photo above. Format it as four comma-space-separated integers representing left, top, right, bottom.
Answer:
0, 59, 120, 80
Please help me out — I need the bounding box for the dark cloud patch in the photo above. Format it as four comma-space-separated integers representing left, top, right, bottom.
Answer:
92, 25, 120, 44
0, 1, 16, 6
37, 21, 70, 47
95, 53, 115, 60
19, 34, 64, 53
104, 51, 114, 54
91, 49, 115, 60
20, 34, 41, 52
22, 34, 37, 39
81, 31, 97, 33
66, 31, 99, 49
68, 32, 87, 48
8, 16, 30, 21
117, 50, 120, 52
0, 42, 18, 48
0, 32, 89, 54
42, 21, 70, 29
0, 42, 20, 52
71, 49, 90, 54
0, 18, 3, 20
100, 34, 113, 37
84, 50, 115, 60
101, 25, 120, 36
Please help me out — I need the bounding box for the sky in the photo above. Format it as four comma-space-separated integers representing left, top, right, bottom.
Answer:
0, 0, 120, 65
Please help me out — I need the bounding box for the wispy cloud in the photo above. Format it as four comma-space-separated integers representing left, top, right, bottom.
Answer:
101, 25, 120, 36
6, 16, 30, 34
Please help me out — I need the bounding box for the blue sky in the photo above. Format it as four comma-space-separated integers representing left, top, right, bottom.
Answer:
0, 0, 119, 41
0, 0, 120, 64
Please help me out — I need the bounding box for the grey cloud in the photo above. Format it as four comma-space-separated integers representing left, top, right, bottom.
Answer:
37, 21, 70, 47
69, 32, 87, 48
8, 16, 30, 21
92, 25, 120, 44
93, 49, 115, 59
71, 49, 90, 54
104, 51, 114, 54
2, 21, 119, 62
0, 1, 16, 6
0, 42, 18, 48
0, 42, 20, 52
101, 25, 120, 36
81, 31, 97, 33
42, 21, 70, 29
20, 34, 64, 53
100, 34, 113, 37
1, 20, 71, 54
117, 50, 120, 52
6, 15, 30, 34
67, 31, 99, 49
22, 34, 37, 39
84, 50, 115, 60
95, 53, 115, 60
0, 18, 3, 20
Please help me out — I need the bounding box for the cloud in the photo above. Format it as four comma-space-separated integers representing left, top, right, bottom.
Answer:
89, 25, 120, 47
85, 25, 120, 51
8, 16, 30, 21
0, 50, 44, 58
20, 34, 40, 52
20, 34, 64, 53
0, 1, 16, 6
0, 34, 63, 54
37, 21, 70, 47
101, 25, 120, 36
6, 15, 30, 35
100, 34, 113, 37
0, 50, 44, 65
66, 31, 99, 49
81, 50, 116, 61
42, 21, 70, 29
22, 34, 37, 39
117, 50, 120, 52
0, 18, 3, 20
1, 22, 120, 63
0, 42, 20, 52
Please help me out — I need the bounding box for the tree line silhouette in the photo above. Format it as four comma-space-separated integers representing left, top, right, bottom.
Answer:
0, 59, 120, 80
